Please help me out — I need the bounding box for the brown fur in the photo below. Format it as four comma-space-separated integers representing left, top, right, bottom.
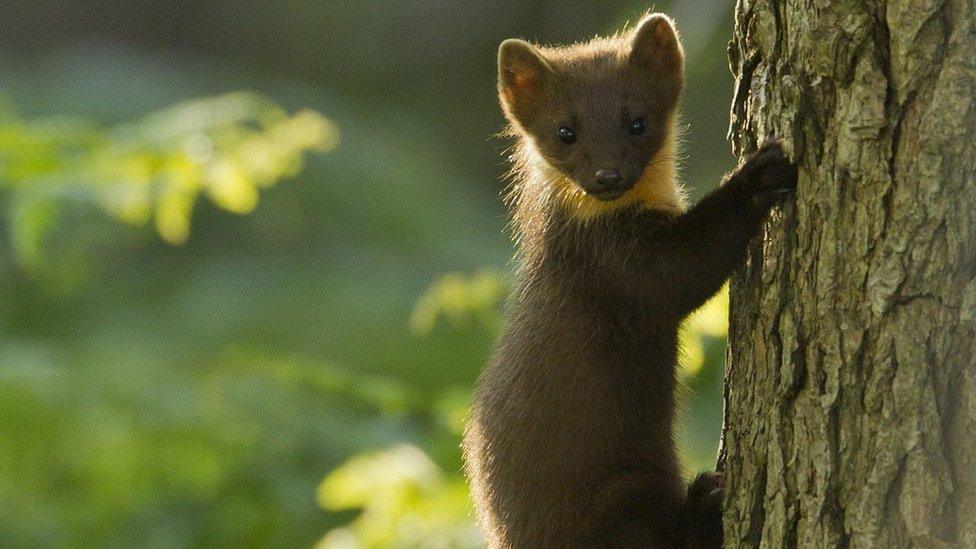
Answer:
463, 13, 797, 548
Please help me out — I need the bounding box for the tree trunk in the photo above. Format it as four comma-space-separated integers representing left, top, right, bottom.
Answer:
718, 0, 976, 547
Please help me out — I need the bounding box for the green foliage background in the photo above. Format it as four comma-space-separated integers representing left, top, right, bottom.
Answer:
0, 1, 736, 546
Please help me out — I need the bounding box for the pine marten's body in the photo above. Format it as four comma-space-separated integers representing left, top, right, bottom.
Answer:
463, 13, 796, 548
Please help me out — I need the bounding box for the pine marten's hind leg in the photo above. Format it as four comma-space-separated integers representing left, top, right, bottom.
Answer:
682, 471, 725, 548
582, 471, 686, 548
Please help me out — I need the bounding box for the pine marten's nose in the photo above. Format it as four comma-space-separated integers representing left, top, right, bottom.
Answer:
595, 169, 623, 189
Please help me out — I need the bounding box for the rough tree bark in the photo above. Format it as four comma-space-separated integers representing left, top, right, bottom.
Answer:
717, 0, 976, 547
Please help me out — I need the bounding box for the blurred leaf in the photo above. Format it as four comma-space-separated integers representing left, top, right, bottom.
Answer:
0, 92, 338, 266
678, 284, 729, 378
317, 445, 480, 549
8, 197, 56, 271
410, 270, 507, 335
432, 387, 473, 437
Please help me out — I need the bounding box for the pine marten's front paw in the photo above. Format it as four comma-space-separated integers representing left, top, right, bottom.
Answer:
683, 471, 724, 549
730, 139, 799, 207
748, 139, 798, 193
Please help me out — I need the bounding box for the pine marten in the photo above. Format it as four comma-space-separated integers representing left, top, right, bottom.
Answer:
462, 12, 797, 548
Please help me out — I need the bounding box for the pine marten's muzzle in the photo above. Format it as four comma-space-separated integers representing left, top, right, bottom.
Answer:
586, 168, 631, 201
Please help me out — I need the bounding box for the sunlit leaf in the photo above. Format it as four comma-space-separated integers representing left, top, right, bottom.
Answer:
678, 284, 729, 378
317, 445, 480, 549
0, 92, 338, 268
155, 187, 195, 245
206, 160, 258, 214
410, 270, 507, 335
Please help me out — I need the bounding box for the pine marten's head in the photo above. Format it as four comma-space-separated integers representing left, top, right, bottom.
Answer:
499, 14, 687, 219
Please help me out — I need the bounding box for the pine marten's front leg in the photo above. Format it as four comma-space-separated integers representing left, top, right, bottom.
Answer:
655, 141, 795, 547
641, 140, 798, 318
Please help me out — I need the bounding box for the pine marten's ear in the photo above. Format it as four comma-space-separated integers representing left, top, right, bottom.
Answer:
498, 39, 552, 126
629, 14, 684, 81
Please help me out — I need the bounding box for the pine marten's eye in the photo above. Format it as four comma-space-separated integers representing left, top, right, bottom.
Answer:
557, 126, 577, 144
628, 118, 646, 136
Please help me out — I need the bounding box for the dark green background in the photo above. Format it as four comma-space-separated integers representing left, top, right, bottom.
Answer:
0, 1, 737, 546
